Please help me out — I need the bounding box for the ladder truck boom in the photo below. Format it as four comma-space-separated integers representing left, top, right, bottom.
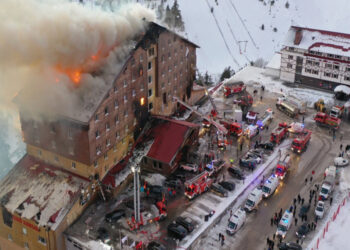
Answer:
172, 96, 228, 135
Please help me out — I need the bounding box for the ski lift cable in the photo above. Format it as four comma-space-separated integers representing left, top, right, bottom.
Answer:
226, 20, 251, 63
205, 0, 241, 68
227, 0, 259, 50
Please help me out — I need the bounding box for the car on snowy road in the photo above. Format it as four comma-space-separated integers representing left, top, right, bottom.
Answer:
180, 163, 199, 173
219, 181, 235, 191
210, 183, 228, 197
175, 216, 195, 233
167, 222, 187, 240
278, 242, 302, 250
239, 158, 257, 170
315, 200, 325, 219
298, 204, 310, 217
296, 222, 310, 238
227, 167, 245, 180
334, 157, 349, 167
257, 141, 275, 151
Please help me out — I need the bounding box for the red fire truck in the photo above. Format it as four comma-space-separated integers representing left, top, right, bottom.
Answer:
220, 120, 243, 136
223, 81, 245, 97
291, 129, 312, 154
275, 153, 291, 180
314, 112, 341, 130
184, 171, 214, 200
270, 123, 289, 144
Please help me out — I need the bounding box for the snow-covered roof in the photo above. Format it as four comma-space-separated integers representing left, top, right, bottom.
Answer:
334, 85, 350, 95
284, 26, 350, 57
0, 155, 89, 229
265, 53, 281, 69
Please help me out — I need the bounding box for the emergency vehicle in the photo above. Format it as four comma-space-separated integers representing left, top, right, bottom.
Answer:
245, 125, 259, 138
256, 108, 273, 129
184, 171, 213, 200
262, 175, 280, 198
227, 208, 246, 235
276, 99, 299, 118
223, 81, 245, 97
270, 123, 289, 144
275, 153, 291, 180
291, 129, 312, 154
314, 112, 341, 130
276, 210, 293, 239
246, 111, 258, 124
220, 120, 243, 136
244, 187, 263, 212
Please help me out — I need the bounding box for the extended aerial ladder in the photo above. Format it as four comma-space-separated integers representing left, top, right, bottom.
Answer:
172, 96, 228, 135
205, 89, 218, 118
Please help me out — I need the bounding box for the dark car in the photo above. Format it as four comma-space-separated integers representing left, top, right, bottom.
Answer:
219, 181, 235, 191
298, 204, 310, 217
227, 167, 245, 180
148, 185, 165, 201
147, 241, 166, 250
105, 209, 125, 223
258, 142, 274, 151
278, 242, 302, 250
210, 183, 228, 197
164, 179, 182, 189
167, 222, 188, 240
175, 216, 195, 233
97, 227, 110, 243
239, 158, 257, 170
296, 222, 310, 238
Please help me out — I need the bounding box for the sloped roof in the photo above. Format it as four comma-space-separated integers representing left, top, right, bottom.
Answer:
146, 118, 198, 164
284, 26, 350, 57
0, 155, 89, 230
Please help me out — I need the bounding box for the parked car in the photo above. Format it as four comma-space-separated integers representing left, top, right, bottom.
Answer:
148, 185, 165, 201
239, 158, 257, 170
258, 141, 275, 151
248, 149, 264, 158
278, 242, 302, 250
164, 179, 182, 189
296, 222, 310, 238
298, 204, 310, 217
219, 181, 235, 191
147, 241, 166, 250
97, 227, 110, 243
210, 183, 228, 197
315, 200, 325, 219
105, 209, 125, 223
180, 163, 199, 173
244, 152, 262, 164
227, 167, 245, 180
334, 157, 349, 167
167, 222, 188, 240
175, 216, 195, 233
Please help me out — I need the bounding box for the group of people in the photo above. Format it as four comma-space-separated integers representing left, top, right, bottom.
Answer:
218, 232, 225, 246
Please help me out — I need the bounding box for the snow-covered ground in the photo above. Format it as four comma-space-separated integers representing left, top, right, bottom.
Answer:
307, 164, 350, 250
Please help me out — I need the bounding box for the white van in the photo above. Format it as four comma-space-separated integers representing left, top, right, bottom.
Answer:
262, 175, 280, 198
244, 187, 263, 212
226, 208, 246, 235
276, 210, 293, 239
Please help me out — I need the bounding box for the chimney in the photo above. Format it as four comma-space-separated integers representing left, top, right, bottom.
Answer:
294, 28, 303, 45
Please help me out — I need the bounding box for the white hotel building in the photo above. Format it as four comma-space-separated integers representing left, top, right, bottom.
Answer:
280, 26, 350, 90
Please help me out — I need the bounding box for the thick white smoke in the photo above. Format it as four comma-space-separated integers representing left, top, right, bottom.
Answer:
0, 0, 155, 118
0, 0, 155, 177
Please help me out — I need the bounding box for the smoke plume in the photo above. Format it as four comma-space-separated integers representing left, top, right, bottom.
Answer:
0, 0, 155, 120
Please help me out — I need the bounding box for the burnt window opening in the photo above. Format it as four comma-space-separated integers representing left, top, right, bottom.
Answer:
163, 92, 167, 105
2, 207, 13, 228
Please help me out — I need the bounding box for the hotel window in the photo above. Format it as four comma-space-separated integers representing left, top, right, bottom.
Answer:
106, 122, 110, 131
22, 228, 27, 235
50, 124, 56, 134
324, 72, 331, 77
68, 128, 72, 139
311, 70, 319, 75
161, 55, 165, 63
106, 139, 111, 147
287, 63, 292, 69
104, 152, 108, 160
95, 130, 100, 138
38, 150, 42, 157
51, 141, 56, 150
346, 67, 350, 72
38, 236, 46, 245
24, 242, 29, 249
114, 100, 118, 109
149, 102, 153, 110
69, 147, 74, 156
115, 115, 119, 124
148, 89, 152, 97
132, 89, 136, 97
114, 85, 118, 93
116, 131, 120, 139
113, 145, 117, 152
148, 61, 152, 70
326, 63, 332, 68
168, 52, 171, 59
331, 74, 338, 79
104, 107, 109, 116
124, 95, 128, 103
95, 114, 99, 122
8, 234, 12, 241
305, 68, 312, 73
288, 55, 293, 59
344, 76, 350, 81
125, 124, 129, 133
148, 48, 155, 56
96, 146, 101, 155
124, 109, 128, 117
335, 55, 341, 59
123, 80, 127, 88
306, 60, 312, 65
71, 162, 76, 169
148, 75, 152, 84
140, 54, 143, 62
54, 156, 59, 162
94, 161, 98, 168
314, 61, 320, 66
334, 65, 339, 70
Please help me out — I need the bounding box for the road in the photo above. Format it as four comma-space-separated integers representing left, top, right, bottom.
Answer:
194, 86, 350, 250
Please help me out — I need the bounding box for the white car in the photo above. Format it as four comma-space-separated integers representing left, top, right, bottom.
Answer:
334, 157, 349, 167
315, 201, 325, 219
180, 163, 198, 173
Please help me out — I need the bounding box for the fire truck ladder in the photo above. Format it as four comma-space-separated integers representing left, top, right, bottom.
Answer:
172, 96, 228, 135
185, 171, 208, 186
97, 180, 106, 201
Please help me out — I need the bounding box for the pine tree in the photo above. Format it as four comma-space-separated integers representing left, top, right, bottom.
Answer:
164, 5, 172, 28
171, 0, 185, 31
220, 67, 234, 81
157, 2, 165, 20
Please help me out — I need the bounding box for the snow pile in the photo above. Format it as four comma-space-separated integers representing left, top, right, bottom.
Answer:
143, 173, 166, 186
334, 85, 350, 95
265, 53, 281, 69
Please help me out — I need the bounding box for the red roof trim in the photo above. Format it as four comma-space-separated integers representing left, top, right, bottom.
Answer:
304, 53, 350, 65
292, 26, 350, 40
309, 42, 350, 53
